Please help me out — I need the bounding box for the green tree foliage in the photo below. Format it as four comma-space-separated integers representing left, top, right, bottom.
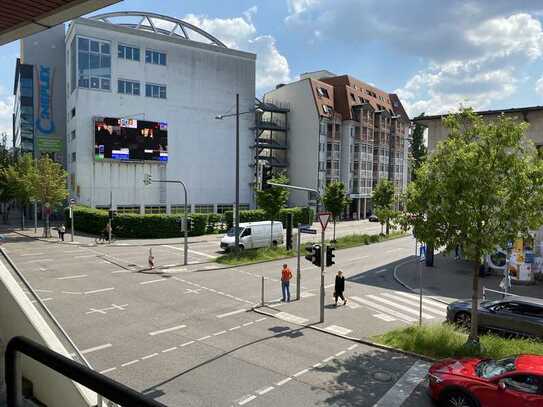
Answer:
322, 181, 351, 241
404, 108, 543, 344
411, 113, 427, 181
0, 134, 16, 222
255, 173, 290, 246
31, 156, 69, 237
3, 154, 36, 228
372, 179, 396, 235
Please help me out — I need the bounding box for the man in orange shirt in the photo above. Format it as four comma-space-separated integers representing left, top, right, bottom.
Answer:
281, 264, 293, 302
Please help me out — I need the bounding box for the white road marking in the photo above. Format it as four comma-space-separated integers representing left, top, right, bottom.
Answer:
74, 255, 96, 259
111, 270, 132, 274
381, 292, 446, 317
20, 252, 45, 257
163, 245, 217, 259
140, 278, 166, 285
313, 363, 322, 368
275, 312, 309, 325
100, 367, 116, 374
81, 343, 112, 354
255, 317, 267, 322
34, 289, 53, 293
347, 344, 359, 351
257, 386, 274, 395
293, 368, 309, 377
323, 356, 335, 363
373, 313, 397, 322
86, 308, 107, 315
84, 287, 115, 295
141, 353, 158, 360
162, 347, 177, 353
24, 258, 53, 264
149, 325, 186, 336
213, 330, 226, 336
197, 335, 211, 341
243, 322, 253, 327
61, 291, 83, 295
350, 296, 416, 323
238, 395, 257, 405
63, 250, 86, 254
394, 291, 449, 310
372, 360, 431, 407
325, 325, 352, 336
229, 326, 241, 331
276, 377, 292, 386
300, 292, 316, 298
56, 274, 88, 280
121, 360, 139, 367
180, 341, 194, 347
335, 351, 346, 357
367, 295, 435, 319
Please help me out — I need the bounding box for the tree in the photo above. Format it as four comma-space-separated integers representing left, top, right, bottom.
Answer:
30, 156, 69, 237
404, 108, 543, 345
0, 133, 16, 223
410, 113, 427, 181
372, 179, 396, 235
322, 181, 351, 241
3, 154, 36, 229
255, 173, 290, 246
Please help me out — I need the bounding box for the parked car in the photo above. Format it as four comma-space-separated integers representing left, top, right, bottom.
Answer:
428, 354, 543, 407
368, 214, 379, 222
220, 221, 283, 251
447, 296, 543, 338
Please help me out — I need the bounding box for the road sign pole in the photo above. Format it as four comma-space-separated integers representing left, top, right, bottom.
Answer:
33, 201, 37, 234
296, 223, 301, 301
320, 227, 325, 323
70, 206, 74, 242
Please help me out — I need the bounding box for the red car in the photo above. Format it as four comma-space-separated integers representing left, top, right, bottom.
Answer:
428, 355, 543, 407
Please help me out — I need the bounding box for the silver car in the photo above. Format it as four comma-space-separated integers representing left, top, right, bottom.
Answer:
447, 296, 543, 338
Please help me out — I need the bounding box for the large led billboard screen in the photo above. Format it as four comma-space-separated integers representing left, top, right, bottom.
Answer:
94, 117, 168, 162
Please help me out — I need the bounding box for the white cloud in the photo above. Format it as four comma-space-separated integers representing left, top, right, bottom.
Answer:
0, 84, 13, 142
183, 8, 290, 92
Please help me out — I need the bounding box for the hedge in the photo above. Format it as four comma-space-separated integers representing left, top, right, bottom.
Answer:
65, 206, 225, 238
223, 207, 314, 229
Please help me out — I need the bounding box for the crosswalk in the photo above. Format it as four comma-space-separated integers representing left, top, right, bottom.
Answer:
350, 291, 448, 324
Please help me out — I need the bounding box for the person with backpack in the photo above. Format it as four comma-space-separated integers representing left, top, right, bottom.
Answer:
281, 263, 293, 302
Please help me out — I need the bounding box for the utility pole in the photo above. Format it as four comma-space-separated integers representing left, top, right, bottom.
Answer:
296, 223, 301, 301
320, 227, 325, 323
234, 93, 240, 253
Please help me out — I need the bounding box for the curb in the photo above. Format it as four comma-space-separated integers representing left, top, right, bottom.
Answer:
393, 259, 451, 305
251, 306, 437, 363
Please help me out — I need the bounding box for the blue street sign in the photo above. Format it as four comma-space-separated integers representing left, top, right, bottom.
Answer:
300, 228, 317, 234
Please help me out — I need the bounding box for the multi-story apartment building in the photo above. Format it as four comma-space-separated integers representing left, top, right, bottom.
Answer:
13, 12, 256, 215
264, 71, 410, 218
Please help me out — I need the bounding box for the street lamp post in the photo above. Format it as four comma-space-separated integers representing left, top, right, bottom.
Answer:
215, 95, 263, 253
143, 175, 189, 265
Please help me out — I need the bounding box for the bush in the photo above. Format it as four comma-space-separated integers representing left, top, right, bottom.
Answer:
69, 205, 222, 238
223, 207, 314, 229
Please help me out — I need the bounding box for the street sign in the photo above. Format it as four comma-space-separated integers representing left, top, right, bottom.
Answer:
318, 212, 331, 231
69, 198, 76, 206
300, 228, 317, 234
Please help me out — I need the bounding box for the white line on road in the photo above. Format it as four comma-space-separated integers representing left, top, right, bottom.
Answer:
141, 353, 158, 360
149, 325, 186, 336
293, 368, 309, 377
20, 252, 45, 257
350, 296, 416, 323
121, 360, 139, 367
372, 360, 431, 407
394, 291, 449, 310
242, 322, 253, 327
111, 269, 132, 274
74, 255, 96, 259
81, 343, 112, 354
61, 291, 83, 295
335, 351, 346, 357
229, 326, 241, 331
140, 278, 166, 285
373, 313, 397, 322
100, 367, 117, 374
162, 347, 177, 353
347, 344, 359, 351
257, 386, 274, 395
322, 356, 334, 363
197, 335, 211, 341
381, 292, 446, 317
84, 287, 115, 295
180, 341, 194, 347
275, 312, 309, 325
276, 377, 292, 386
162, 245, 217, 259
313, 363, 322, 368
367, 295, 434, 319
56, 274, 88, 280
213, 330, 226, 336
255, 317, 267, 322
325, 325, 352, 336
238, 395, 257, 405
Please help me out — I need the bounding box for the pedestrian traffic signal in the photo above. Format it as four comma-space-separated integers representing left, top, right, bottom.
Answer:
326, 245, 335, 267
304, 244, 321, 267
261, 165, 273, 190
143, 174, 152, 185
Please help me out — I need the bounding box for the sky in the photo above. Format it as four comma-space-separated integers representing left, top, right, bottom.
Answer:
1, 0, 543, 140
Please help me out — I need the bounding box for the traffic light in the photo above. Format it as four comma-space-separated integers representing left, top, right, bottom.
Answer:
261, 165, 273, 190
108, 209, 117, 220
143, 173, 152, 185
304, 244, 321, 267
326, 245, 335, 267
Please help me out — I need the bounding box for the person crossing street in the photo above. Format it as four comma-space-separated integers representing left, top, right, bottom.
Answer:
334, 270, 347, 306
281, 263, 293, 302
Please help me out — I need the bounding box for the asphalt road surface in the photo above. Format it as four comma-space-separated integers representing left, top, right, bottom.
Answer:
1, 231, 436, 407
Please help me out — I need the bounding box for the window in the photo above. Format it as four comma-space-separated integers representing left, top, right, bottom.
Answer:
71, 107, 76, 118
171, 205, 191, 214
322, 104, 333, 114
118, 79, 140, 96
195, 204, 214, 213
77, 36, 111, 90
116, 206, 140, 214
317, 87, 329, 98
241, 228, 251, 237
118, 45, 140, 61
71, 152, 76, 162
71, 130, 76, 140
144, 206, 166, 214
351, 93, 357, 102
217, 204, 234, 214
145, 50, 167, 65
145, 83, 167, 99
503, 375, 541, 394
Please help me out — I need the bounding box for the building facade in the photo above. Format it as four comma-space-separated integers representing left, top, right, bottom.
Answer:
13, 12, 257, 215
264, 71, 410, 218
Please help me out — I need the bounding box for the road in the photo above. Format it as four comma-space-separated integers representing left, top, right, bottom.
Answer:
1, 230, 435, 407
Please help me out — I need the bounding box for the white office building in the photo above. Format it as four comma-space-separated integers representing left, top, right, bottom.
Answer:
61, 12, 256, 214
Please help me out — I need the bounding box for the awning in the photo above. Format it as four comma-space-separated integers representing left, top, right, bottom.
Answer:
0, 0, 121, 46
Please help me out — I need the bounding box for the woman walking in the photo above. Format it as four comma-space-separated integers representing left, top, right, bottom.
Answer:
334, 270, 347, 306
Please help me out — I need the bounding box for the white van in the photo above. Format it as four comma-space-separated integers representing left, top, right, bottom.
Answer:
220, 221, 283, 251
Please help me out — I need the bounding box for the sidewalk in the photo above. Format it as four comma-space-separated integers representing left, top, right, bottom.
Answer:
395, 254, 543, 301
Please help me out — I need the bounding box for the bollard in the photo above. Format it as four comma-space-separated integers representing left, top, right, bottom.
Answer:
261, 276, 265, 307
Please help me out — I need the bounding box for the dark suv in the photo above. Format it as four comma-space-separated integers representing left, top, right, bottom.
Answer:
447, 296, 543, 338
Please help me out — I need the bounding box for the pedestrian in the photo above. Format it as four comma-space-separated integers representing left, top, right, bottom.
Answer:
59, 224, 66, 241
148, 248, 155, 270
281, 263, 292, 302
105, 222, 112, 242
334, 270, 347, 306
